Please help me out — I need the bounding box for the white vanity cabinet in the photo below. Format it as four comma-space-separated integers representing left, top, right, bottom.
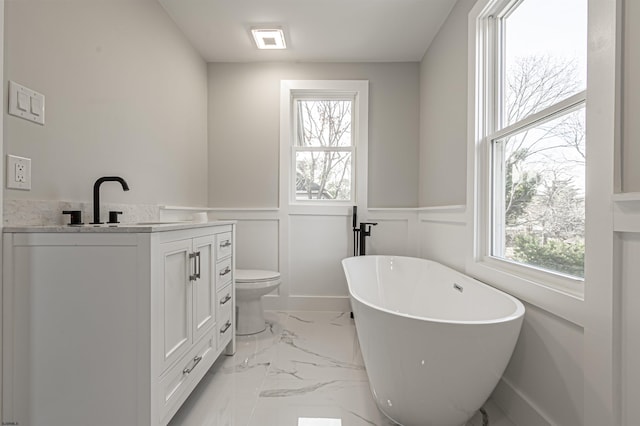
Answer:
214, 232, 234, 351
2, 222, 235, 426
159, 234, 217, 373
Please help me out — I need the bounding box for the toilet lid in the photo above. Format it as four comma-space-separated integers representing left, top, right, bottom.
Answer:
236, 269, 281, 283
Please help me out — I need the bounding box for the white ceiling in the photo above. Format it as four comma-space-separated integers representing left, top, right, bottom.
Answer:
158, 0, 458, 63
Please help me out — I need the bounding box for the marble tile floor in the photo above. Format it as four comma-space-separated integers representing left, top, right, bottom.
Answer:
169, 311, 516, 426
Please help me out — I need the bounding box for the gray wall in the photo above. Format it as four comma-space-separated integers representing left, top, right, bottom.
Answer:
207, 62, 420, 208
418, 0, 474, 207
4, 0, 208, 206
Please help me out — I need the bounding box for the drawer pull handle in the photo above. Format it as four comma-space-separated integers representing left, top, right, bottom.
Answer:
189, 253, 197, 281
220, 240, 231, 248
220, 321, 232, 334
219, 266, 231, 277
220, 294, 231, 305
195, 251, 201, 279
182, 355, 202, 375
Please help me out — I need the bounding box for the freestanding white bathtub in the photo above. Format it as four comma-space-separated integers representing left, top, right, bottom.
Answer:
342, 256, 525, 426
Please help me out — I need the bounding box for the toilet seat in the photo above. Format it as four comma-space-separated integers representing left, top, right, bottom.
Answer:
236, 269, 281, 283
236, 270, 281, 291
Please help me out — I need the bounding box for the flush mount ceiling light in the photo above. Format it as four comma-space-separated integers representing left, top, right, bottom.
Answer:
251, 28, 287, 49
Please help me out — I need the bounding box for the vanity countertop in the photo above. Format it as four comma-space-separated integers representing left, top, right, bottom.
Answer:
3, 220, 236, 233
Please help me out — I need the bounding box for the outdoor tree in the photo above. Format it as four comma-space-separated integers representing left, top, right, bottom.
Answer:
501, 55, 586, 276
505, 149, 541, 227
296, 100, 352, 200
506, 56, 581, 125
503, 55, 582, 222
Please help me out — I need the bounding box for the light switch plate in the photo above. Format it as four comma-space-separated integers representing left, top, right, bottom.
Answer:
17, 92, 29, 111
8, 81, 45, 125
7, 155, 32, 190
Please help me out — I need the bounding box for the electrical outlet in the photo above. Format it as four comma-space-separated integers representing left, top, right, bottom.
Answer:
7, 155, 31, 190
16, 163, 26, 182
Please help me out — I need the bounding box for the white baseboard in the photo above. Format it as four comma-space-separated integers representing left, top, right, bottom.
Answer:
262, 295, 352, 312
491, 378, 553, 426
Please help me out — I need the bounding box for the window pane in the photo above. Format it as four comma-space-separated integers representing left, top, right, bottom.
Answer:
295, 151, 352, 200
503, 0, 587, 126
492, 107, 585, 278
296, 100, 352, 147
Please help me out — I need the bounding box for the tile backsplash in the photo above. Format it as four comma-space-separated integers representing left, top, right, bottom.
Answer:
3, 199, 215, 227
3, 199, 161, 226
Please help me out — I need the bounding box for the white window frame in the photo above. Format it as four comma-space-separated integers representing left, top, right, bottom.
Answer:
466, 0, 588, 324
280, 80, 369, 214
292, 93, 356, 203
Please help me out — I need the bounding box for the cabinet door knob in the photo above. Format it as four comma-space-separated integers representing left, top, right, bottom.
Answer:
219, 266, 231, 277
220, 240, 231, 249
220, 294, 231, 305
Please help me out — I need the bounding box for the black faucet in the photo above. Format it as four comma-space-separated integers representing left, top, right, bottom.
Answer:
351, 206, 378, 256
91, 176, 130, 224
358, 222, 378, 256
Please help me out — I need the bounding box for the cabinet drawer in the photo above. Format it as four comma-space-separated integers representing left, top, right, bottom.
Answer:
217, 313, 233, 351
216, 232, 233, 260
217, 287, 233, 350
215, 257, 233, 291
159, 330, 216, 422
217, 286, 233, 323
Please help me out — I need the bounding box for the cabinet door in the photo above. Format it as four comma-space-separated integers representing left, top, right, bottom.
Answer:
192, 235, 216, 342
159, 239, 193, 371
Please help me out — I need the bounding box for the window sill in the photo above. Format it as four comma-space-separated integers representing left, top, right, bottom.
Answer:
613, 193, 640, 233
287, 204, 353, 216
466, 257, 585, 326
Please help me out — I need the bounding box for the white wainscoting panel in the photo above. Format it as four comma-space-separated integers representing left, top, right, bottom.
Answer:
418, 207, 466, 271
366, 218, 410, 256
234, 219, 279, 271
498, 302, 584, 426
289, 215, 351, 298
208, 206, 465, 312
620, 232, 640, 425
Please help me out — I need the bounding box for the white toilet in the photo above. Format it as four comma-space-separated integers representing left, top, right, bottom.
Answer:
235, 269, 281, 335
